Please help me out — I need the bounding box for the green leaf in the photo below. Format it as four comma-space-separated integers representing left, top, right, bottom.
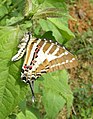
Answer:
18, 21, 32, 31
42, 0, 65, 8
41, 70, 73, 118
19, 98, 26, 114
32, 8, 67, 20
6, 16, 24, 26
16, 110, 37, 119
39, 19, 63, 43
24, 0, 32, 16
6, 0, 12, 6
49, 18, 75, 40
0, 5, 8, 17
0, 27, 28, 119
39, 18, 74, 44
43, 90, 66, 119
27, 106, 41, 119
37, 0, 45, 4
31, 1, 68, 26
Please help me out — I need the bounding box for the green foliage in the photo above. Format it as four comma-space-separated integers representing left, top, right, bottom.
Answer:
68, 29, 93, 119
0, 27, 28, 119
16, 109, 37, 119
0, 0, 75, 119
71, 80, 93, 119
67, 30, 93, 59
41, 70, 73, 118
75, 30, 93, 60
39, 18, 74, 44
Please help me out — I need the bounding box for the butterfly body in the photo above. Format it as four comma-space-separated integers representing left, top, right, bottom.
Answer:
12, 32, 78, 102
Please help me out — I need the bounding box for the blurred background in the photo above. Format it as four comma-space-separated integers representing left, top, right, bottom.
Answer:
67, 0, 93, 118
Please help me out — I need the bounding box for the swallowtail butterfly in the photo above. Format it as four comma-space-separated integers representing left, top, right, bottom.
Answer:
12, 32, 78, 102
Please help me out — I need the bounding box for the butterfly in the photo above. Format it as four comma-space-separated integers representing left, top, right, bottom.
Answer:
12, 32, 78, 102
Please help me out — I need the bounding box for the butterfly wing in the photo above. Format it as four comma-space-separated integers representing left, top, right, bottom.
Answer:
12, 35, 78, 102
36, 40, 78, 73
22, 39, 78, 80
11, 33, 31, 61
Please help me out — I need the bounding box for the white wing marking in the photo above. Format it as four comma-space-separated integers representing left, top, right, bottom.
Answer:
45, 43, 54, 54
52, 47, 59, 56
31, 50, 47, 71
